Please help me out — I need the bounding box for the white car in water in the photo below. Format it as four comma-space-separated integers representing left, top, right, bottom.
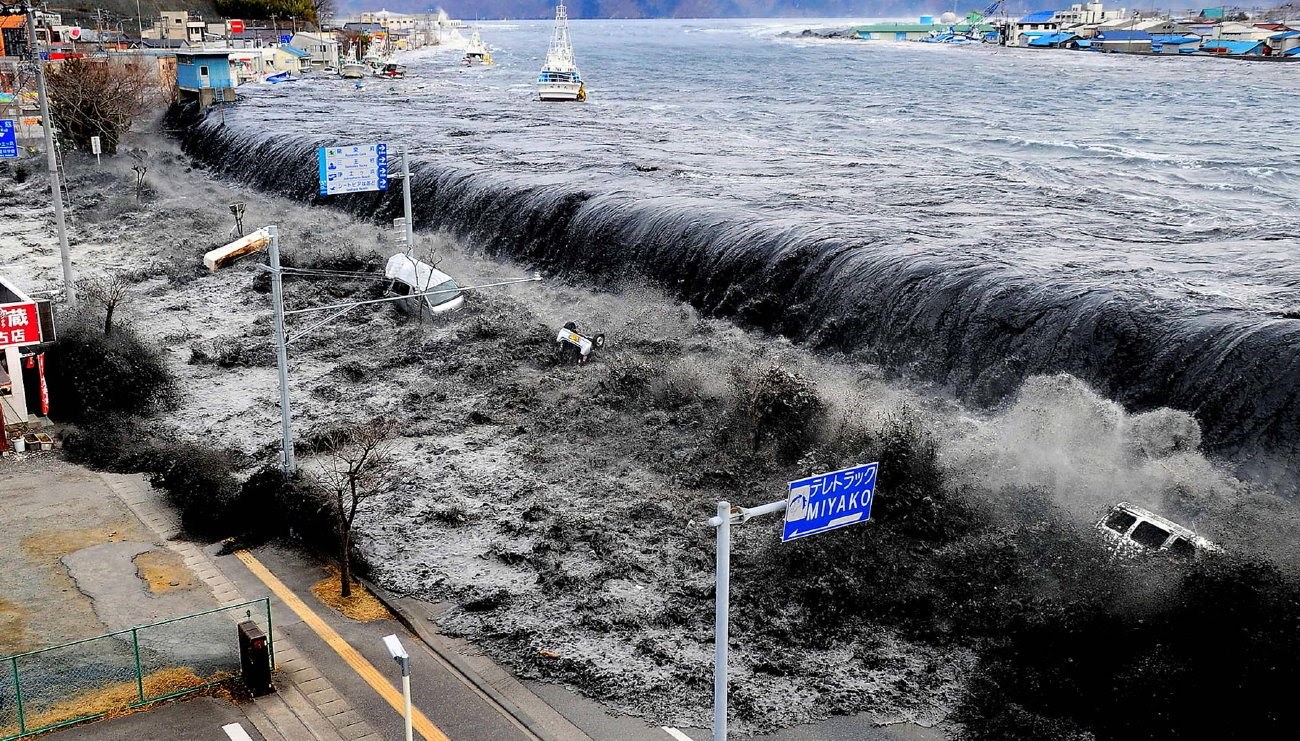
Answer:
1096, 502, 1220, 559
385, 253, 464, 314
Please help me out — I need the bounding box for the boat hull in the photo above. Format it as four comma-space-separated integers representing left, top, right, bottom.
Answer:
538, 81, 583, 100
340, 64, 367, 79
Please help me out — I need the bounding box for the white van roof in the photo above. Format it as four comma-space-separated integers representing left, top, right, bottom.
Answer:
385, 253, 455, 290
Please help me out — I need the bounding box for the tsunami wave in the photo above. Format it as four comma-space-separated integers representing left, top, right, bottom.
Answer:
173, 110, 1300, 488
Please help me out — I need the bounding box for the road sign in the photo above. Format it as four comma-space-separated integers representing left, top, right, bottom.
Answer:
317, 143, 389, 196
280, 34, 292, 44
0, 301, 42, 348
0, 119, 17, 159
782, 462, 878, 542
90, 136, 101, 155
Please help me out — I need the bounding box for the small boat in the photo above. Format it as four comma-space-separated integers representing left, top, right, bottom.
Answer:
377, 62, 407, 78
340, 61, 368, 79
464, 30, 492, 65
538, 4, 585, 101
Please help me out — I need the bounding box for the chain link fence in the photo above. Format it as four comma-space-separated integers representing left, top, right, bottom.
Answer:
0, 598, 272, 740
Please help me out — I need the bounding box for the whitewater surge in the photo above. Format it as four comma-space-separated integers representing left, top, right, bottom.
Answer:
170, 19, 1300, 487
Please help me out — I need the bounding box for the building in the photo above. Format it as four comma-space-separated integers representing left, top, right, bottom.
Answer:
1, 274, 54, 435
359, 9, 417, 31
1200, 38, 1267, 55
1150, 34, 1202, 53
1014, 4, 1133, 45
0, 15, 28, 58
289, 32, 339, 69
1092, 29, 1153, 52
1267, 30, 1300, 55
273, 45, 311, 74
153, 10, 206, 43
175, 49, 236, 107
853, 22, 994, 41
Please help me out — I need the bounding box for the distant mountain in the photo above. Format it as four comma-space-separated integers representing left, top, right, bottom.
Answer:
336, 2, 934, 20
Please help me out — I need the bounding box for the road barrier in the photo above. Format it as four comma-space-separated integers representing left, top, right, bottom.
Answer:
0, 598, 272, 739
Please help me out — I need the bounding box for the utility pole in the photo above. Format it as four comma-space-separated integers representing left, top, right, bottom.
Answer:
267, 225, 296, 476
24, 1, 76, 305
134, 0, 142, 40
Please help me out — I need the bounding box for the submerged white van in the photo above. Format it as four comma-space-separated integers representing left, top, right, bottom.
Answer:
384, 253, 464, 314
1096, 502, 1220, 560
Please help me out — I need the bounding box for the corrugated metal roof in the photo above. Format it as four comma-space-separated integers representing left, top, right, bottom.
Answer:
1097, 30, 1153, 41
1027, 32, 1078, 46
280, 45, 311, 57
1150, 34, 1202, 44
1018, 10, 1059, 23
1286, 46, 1300, 55
1269, 30, 1300, 39
1201, 39, 1264, 54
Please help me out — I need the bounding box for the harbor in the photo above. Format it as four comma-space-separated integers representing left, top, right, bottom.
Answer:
802, 2, 1300, 59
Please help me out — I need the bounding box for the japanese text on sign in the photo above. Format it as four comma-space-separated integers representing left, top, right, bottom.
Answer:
0, 119, 18, 159
317, 143, 389, 196
0, 302, 41, 348
782, 462, 878, 542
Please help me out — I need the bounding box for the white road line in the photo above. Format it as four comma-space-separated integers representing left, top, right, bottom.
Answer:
222, 722, 254, 741
662, 727, 695, 741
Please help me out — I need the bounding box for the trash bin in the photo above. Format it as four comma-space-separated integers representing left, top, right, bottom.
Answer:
238, 620, 273, 696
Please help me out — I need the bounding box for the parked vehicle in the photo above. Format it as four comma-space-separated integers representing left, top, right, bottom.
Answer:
1096, 502, 1219, 559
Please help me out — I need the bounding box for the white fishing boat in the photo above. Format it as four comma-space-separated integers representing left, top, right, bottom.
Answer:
464, 30, 492, 65
340, 61, 368, 79
538, 4, 585, 101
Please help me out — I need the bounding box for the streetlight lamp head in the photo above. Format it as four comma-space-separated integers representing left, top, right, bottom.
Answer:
382, 634, 409, 661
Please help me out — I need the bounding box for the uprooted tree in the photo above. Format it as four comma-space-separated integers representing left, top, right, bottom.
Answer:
315, 419, 398, 598
46, 58, 153, 155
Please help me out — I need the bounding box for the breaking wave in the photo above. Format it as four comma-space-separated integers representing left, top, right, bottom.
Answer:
173, 113, 1300, 489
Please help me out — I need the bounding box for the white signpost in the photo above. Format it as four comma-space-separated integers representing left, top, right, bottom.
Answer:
708, 462, 879, 741
90, 135, 101, 165
317, 141, 412, 251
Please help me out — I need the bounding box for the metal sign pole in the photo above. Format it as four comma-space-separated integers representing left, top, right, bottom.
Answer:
401, 145, 414, 250
267, 225, 296, 475
25, 2, 76, 305
713, 500, 730, 741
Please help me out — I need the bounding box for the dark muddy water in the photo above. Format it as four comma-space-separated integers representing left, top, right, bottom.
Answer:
185, 19, 1300, 482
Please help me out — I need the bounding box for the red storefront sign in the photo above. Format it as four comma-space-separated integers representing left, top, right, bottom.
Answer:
230, 19, 245, 34
0, 301, 41, 348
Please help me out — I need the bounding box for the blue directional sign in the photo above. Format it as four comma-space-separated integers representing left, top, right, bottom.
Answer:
0, 119, 18, 159
782, 462, 878, 542
280, 34, 292, 44
317, 143, 389, 196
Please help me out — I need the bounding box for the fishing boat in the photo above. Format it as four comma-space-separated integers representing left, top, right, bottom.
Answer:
340, 61, 368, 79
464, 30, 493, 65
538, 4, 585, 101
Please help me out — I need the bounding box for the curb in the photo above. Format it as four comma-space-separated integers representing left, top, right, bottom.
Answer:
357, 575, 559, 741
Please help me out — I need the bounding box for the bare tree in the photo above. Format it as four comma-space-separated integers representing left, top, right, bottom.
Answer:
310, 0, 337, 26
78, 273, 131, 335
46, 58, 152, 155
315, 419, 398, 598
129, 150, 148, 203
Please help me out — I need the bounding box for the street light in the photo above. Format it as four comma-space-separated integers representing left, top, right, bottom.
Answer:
382, 634, 413, 741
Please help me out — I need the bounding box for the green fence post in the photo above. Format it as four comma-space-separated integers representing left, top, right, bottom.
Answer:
131, 628, 145, 703
11, 656, 25, 735
265, 598, 276, 670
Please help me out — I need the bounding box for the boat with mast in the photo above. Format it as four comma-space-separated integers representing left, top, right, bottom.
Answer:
464, 30, 493, 65
537, 4, 585, 101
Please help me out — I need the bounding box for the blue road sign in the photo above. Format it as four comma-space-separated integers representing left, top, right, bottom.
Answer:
317, 143, 389, 196
280, 34, 292, 44
0, 119, 18, 159
782, 462, 878, 542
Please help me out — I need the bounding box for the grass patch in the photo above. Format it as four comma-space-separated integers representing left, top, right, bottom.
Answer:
0, 597, 33, 655
0, 667, 232, 737
19, 523, 143, 559
309, 568, 392, 622
133, 550, 196, 594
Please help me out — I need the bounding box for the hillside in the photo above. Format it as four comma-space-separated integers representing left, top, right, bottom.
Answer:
44, 1, 219, 27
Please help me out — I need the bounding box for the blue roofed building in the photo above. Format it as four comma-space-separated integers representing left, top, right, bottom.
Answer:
1093, 29, 1153, 53
1267, 30, 1300, 55
1150, 34, 1203, 54
1026, 31, 1082, 48
175, 49, 237, 108
1013, 3, 1131, 46
1200, 38, 1266, 55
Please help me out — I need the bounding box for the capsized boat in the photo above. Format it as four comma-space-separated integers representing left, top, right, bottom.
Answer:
538, 4, 584, 101
464, 30, 493, 65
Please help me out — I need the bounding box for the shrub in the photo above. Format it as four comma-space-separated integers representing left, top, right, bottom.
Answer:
148, 443, 241, 538
237, 464, 333, 547
43, 319, 176, 422
62, 415, 150, 471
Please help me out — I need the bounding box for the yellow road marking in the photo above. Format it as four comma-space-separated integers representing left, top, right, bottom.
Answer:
234, 550, 450, 741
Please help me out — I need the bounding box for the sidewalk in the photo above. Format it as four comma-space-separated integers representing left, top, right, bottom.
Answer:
107, 470, 591, 741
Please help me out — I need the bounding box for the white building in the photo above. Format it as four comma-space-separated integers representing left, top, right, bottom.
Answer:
290, 32, 340, 69
1015, 3, 1131, 45
359, 9, 417, 31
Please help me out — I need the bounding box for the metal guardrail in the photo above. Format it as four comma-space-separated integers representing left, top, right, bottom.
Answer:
0, 597, 272, 740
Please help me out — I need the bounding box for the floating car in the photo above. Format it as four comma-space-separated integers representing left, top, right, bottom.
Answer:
1096, 502, 1219, 560
555, 322, 604, 364
385, 253, 464, 314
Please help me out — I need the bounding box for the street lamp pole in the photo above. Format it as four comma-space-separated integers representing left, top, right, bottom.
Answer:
382, 635, 414, 741
23, 1, 76, 304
